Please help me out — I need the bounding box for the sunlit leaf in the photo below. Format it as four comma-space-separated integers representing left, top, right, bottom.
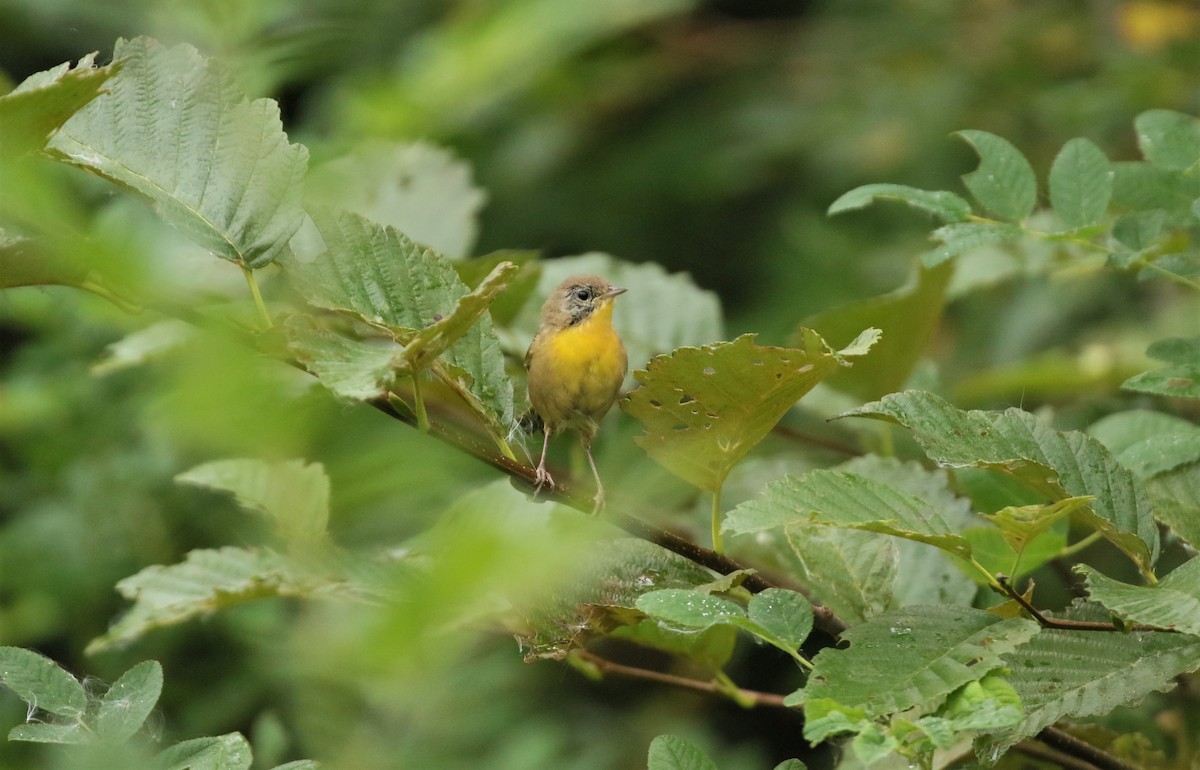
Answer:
48, 37, 308, 268
937, 674, 1023, 731
0, 52, 121, 157
954, 130, 1038, 221
985, 602, 1200, 752
790, 605, 1038, 716
827, 184, 971, 223
622, 330, 874, 491
800, 261, 952, 400
156, 733, 253, 770
844, 390, 1160, 577
1078, 558, 1200, 634
647, 734, 719, 770
96, 660, 163, 743
980, 497, 1092, 554
307, 140, 487, 259
1135, 109, 1200, 170
0, 647, 87, 719
1049, 138, 1113, 229
177, 458, 330, 539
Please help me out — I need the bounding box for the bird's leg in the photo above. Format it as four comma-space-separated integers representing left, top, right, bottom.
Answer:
582, 433, 605, 514
533, 424, 554, 493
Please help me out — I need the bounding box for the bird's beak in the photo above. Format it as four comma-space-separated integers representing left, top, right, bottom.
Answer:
602, 286, 627, 300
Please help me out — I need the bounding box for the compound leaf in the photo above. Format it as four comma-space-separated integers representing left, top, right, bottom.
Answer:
0, 647, 87, 719
96, 660, 163, 743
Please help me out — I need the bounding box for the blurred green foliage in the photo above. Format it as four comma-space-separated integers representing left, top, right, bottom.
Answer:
3, 1, 1200, 769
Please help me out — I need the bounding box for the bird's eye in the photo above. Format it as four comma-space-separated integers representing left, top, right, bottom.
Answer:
574, 289, 591, 301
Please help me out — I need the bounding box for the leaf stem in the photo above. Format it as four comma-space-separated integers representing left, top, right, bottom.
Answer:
1133, 256, 1200, 292
711, 487, 724, 555
241, 264, 273, 329
411, 373, 429, 433
1055, 531, 1104, 561
573, 650, 789, 709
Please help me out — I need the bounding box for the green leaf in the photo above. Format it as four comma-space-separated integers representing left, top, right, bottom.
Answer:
647, 735, 719, 770
938, 674, 1023, 731
827, 184, 972, 223
844, 390, 1160, 578
48, 38, 308, 268
1122, 337, 1200, 399
725, 469, 973, 560
773, 762, 807, 770
851, 724, 898, 766
307, 140, 486, 259
1112, 210, 1167, 252
954, 130, 1038, 222
1145, 463, 1200, 549
636, 589, 745, 627
800, 260, 953, 400
1111, 161, 1200, 212
92, 320, 194, 376
269, 763, 320, 770
622, 331, 872, 491
791, 605, 1038, 716
1090, 409, 1200, 479
453, 250, 542, 326
287, 206, 514, 428
96, 660, 163, 743
156, 733, 253, 770
979, 497, 1092, 554
801, 699, 870, 742
8, 722, 91, 744
785, 527, 896, 624
1135, 109, 1200, 170
747, 588, 813, 653
512, 252, 724, 379
284, 315, 402, 401
88, 547, 330, 653
177, 458, 330, 539
1078, 558, 1200, 634
0, 52, 122, 157
925, 221, 1022, 267
1048, 138, 1112, 228
0, 647, 87, 719
986, 602, 1200, 752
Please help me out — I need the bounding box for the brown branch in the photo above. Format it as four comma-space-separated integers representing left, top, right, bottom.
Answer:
996, 575, 1174, 633
1037, 726, 1144, 770
573, 650, 790, 708
368, 395, 848, 637
1013, 739, 1111, 770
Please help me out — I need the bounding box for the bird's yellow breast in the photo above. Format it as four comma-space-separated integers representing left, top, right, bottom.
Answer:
527, 300, 627, 434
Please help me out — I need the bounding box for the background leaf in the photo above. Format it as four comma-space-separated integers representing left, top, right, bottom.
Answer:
307, 140, 487, 259
47, 37, 308, 268
156, 733, 253, 770
792, 605, 1038, 716
622, 331, 869, 491
954, 130, 1038, 221
177, 458, 330, 539
95, 660, 164, 743
0, 647, 87, 719
827, 184, 971, 223
1135, 109, 1200, 170
845, 390, 1160, 577
799, 260, 952, 400
647, 734, 719, 770
926, 221, 1023, 266
1048, 137, 1112, 229
1078, 558, 1200, 634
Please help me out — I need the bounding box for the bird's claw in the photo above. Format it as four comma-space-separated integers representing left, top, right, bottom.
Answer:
533, 464, 555, 495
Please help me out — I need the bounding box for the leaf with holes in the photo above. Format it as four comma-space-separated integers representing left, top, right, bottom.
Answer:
47, 37, 308, 268
788, 605, 1038, 717
954, 130, 1038, 222
621, 330, 876, 491
1078, 558, 1200, 634
843, 390, 1160, 578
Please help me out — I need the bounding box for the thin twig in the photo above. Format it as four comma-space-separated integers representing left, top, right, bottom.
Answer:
366, 395, 849, 637
995, 575, 1174, 633
1038, 726, 1144, 770
1014, 739, 1109, 770
574, 650, 790, 708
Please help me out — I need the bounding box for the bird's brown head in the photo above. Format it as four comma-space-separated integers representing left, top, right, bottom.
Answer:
539, 274, 627, 329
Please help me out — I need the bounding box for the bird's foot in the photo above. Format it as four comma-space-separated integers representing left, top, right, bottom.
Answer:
589, 486, 605, 516
533, 464, 555, 495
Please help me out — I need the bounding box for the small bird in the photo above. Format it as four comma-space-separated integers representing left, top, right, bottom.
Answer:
525, 274, 628, 510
